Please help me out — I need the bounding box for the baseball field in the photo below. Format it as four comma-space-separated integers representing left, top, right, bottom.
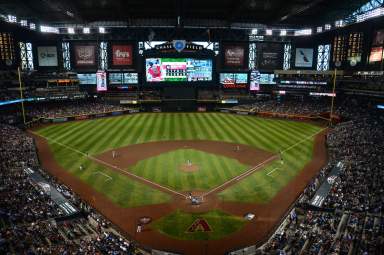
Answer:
32, 112, 327, 254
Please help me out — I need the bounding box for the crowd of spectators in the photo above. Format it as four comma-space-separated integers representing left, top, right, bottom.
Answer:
255, 98, 384, 255
26, 100, 130, 119
1, 96, 384, 254
0, 124, 145, 254
232, 98, 331, 115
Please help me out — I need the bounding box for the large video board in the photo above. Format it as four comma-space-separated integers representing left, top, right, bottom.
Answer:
145, 58, 212, 83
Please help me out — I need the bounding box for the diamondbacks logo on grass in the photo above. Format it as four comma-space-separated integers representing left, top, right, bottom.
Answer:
186, 218, 212, 233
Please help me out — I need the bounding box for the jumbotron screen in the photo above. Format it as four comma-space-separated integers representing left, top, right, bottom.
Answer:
145, 58, 212, 82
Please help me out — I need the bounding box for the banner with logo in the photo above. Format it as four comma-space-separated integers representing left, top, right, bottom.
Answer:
257, 43, 283, 70
112, 45, 133, 66
96, 71, 107, 91
37, 46, 58, 67
372, 30, 384, 46
369, 47, 383, 63
223, 44, 246, 67
295, 48, 314, 68
75, 45, 96, 66
249, 71, 260, 91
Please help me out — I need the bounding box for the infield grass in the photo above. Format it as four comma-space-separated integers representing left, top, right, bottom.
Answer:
130, 148, 250, 191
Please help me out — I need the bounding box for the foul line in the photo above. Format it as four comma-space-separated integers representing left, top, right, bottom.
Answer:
91, 171, 113, 182
281, 127, 328, 154
31, 132, 188, 199
267, 167, 279, 176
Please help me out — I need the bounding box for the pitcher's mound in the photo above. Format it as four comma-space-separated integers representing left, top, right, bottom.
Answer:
180, 163, 199, 173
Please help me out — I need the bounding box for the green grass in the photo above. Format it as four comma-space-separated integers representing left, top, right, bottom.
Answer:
150, 210, 246, 240
218, 138, 314, 203
130, 149, 249, 191
35, 113, 323, 207
47, 143, 171, 207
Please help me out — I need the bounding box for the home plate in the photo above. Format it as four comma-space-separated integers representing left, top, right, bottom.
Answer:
244, 213, 255, 221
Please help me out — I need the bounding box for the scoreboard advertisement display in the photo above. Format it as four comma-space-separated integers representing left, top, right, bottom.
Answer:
96, 71, 107, 91
109, 73, 138, 84
220, 73, 248, 89
77, 73, 96, 85
74, 45, 96, 66
295, 48, 314, 68
260, 73, 276, 84
145, 58, 212, 82
223, 45, 246, 67
112, 45, 133, 66
249, 71, 260, 91
37, 46, 58, 67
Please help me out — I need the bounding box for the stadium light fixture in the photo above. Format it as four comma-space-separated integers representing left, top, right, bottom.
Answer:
266, 29, 273, 35
280, 29, 287, 36
251, 29, 258, 35
83, 27, 90, 34
294, 28, 312, 36
316, 26, 323, 33
335, 20, 344, 27
40, 25, 59, 34
99, 26, 106, 33
20, 20, 28, 27
324, 24, 331, 30
7, 15, 17, 23
68, 27, 75, 34
29, 23, 36, 30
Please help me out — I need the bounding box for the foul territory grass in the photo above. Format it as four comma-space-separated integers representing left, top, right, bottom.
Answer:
150, 210, 246, 240
36, 113, 322, 207
130, 149, 250, 191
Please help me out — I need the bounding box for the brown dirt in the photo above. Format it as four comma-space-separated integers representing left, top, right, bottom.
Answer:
96, 140, 273, 168
30, 128, 328, 255
179, 163, 200, 173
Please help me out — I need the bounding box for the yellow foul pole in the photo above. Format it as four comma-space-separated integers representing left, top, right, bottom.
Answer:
329, 68, 337, 125
17, 67, 26, 125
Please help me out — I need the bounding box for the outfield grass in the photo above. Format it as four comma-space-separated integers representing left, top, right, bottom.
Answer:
36, 113, 322, 207
130, 149, 250, 191
150, 210, 246, 240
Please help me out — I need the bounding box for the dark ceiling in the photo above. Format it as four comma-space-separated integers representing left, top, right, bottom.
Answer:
0, 0, 370, 27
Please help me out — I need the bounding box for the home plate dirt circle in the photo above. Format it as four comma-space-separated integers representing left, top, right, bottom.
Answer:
179, 163, 199, 172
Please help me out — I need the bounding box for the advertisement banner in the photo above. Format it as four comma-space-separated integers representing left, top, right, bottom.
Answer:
257, 43, 283, 70
224, 45, 245, 67
96, 71, 107, 91
75, 45, 96, 66
249, 71, 260, 91
74, 115, 89, 120
295, 48, 314, 68
369, 47, 383, 63
37, 46, 58, 67
112, 45, 133, 66
372, 30, 384, 46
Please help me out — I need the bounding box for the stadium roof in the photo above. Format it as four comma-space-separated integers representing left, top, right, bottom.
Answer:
0, 0, 375, 27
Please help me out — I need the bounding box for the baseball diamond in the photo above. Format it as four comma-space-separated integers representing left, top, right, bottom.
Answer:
31, 112, 327, 254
